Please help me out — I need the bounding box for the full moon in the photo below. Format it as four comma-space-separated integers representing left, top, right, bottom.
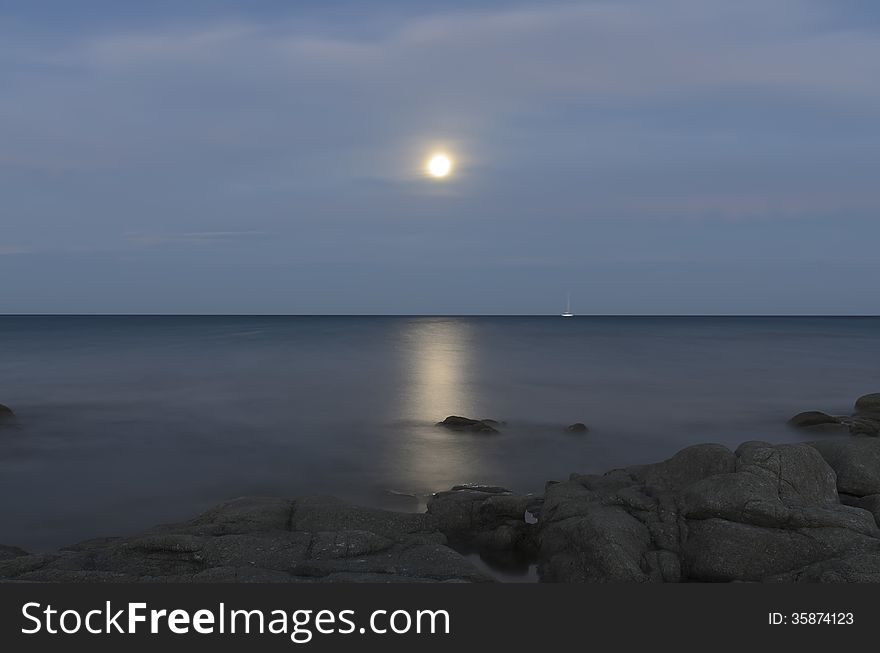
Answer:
427, 153, 453, 178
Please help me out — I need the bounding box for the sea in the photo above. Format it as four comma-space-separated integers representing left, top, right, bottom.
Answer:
1, 315, 877, 553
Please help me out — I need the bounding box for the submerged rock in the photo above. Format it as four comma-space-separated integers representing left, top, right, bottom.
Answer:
566, 422, 588, 433
436, 416, 500, 434
787, 411, 844, 430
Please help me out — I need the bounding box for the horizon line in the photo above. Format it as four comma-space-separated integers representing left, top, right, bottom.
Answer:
1, 313, 879, 318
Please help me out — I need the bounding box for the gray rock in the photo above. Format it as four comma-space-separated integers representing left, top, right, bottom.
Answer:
539, 505, 652, 582
427, 486, 535, 558
0, 544, 29, 561
735, 442, 838, 506
849, 417, 880, 437
765, 553, 880, 583
840, 494, 880, 527
808, 438, 880, 497
436, 416, 500, 434
855, 393, 880, 414
681, 519, 880, 582
0, 404, 14, 422
0, 496, 492, 584
566, 422, 588, 433
627, 443, 736, 494
787, 411, 845, 430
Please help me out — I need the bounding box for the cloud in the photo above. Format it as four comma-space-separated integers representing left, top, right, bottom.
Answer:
126, 231, 270, 246
0, 245, 34, 255
1, 0, 879, 313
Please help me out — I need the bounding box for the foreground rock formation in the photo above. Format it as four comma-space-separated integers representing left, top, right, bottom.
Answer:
2, 437, 879, 583
0, 496, 492, 583
536, 439, 880, 582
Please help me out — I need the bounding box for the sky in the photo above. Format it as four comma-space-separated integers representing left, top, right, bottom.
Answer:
1, 0, 879, 314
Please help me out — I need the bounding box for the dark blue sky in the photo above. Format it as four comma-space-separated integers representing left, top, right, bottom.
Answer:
2, 0, 879, 314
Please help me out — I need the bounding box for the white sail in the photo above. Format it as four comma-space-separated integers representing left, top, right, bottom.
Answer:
562, 292, 573, 317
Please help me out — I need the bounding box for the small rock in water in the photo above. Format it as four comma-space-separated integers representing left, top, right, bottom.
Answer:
566, 422, 588, 433
436, 416, 500, 434
787, 411, 844, 430
0, 404, 14, 423
855, 393, 880, 415
449, 484, 512, 494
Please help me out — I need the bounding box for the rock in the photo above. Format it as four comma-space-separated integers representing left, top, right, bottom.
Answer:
427, 486, 536, 561
735, 442, 839, 505
539, 503, 652, 582
855, 393, 880, 414
0, 404, 14, 422
0, 544, 28, 561
681, 519, 880, 582
765, 552, 880, 583
627, 443, 736, 494
436, 416, 499, 434
808, 438, 880, 497
840, 494, 880, 528
849, 417, 880, 437
787, 411, 844, 430
537, 440, 880, 583
566, 422, 588, 433
0, 496, 492, 584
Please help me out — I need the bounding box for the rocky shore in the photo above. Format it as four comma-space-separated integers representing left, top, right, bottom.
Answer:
2, 394, 879, 583
1, 435, 878, 583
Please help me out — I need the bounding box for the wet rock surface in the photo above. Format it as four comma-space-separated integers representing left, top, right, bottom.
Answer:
436, 416, 501, 433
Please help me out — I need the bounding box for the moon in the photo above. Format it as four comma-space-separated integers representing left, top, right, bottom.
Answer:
426, 153, 453, 178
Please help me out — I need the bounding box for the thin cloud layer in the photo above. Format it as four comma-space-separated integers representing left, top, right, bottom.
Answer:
1, 0, 878, 313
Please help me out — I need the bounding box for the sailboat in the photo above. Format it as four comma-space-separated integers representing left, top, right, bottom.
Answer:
562, 293, 574, 317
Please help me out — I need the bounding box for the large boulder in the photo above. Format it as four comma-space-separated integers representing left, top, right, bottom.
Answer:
626, 443, 736, 494
735, 442, 838, 505
808, 439, 880, 497
537, 440, 880, 583
538, 503, 652, 582
436, 416, 500, 434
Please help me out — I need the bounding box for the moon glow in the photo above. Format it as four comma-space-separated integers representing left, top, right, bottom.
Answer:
427, 153, 453, 178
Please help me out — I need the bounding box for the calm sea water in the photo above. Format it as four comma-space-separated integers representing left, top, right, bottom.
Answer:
1, 316, 878, 551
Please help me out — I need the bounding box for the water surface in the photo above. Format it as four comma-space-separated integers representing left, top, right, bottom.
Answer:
0, 315, 877, 551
